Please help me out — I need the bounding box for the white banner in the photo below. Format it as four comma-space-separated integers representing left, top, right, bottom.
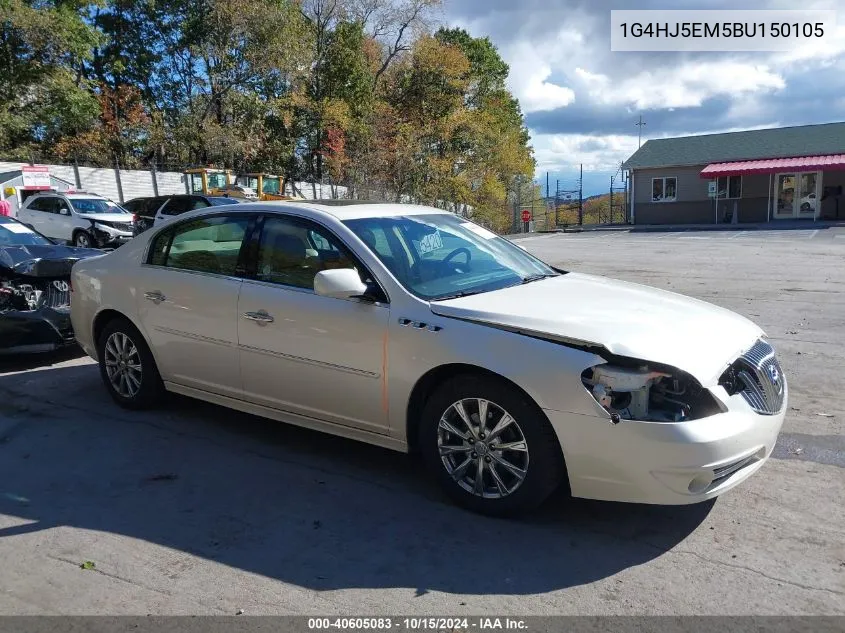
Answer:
611, 10, 836, 52
21, 165, 51, 189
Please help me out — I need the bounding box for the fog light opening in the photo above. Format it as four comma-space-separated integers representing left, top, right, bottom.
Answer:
688, 473, 714, 494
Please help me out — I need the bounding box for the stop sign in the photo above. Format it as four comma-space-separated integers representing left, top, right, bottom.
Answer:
521, 209, 531, 222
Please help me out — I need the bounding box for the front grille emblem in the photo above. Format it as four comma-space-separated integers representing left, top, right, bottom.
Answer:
53, 280, 69, 292
767, 364, 780, 386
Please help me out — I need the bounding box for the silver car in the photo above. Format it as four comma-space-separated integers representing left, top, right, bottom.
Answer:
70, 202, 786, 516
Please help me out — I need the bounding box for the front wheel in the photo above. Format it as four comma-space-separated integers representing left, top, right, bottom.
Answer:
74, 230, 94, 248
419, 374, 565, 516
97, 317, 164, 409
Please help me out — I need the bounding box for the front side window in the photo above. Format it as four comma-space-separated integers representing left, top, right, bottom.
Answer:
255, 216, 362, 290
717, 175, 742, 199
148, 215, 249, 275
70, 198, 128, 214
652, 177, 677, 202
343, 213, 558, 301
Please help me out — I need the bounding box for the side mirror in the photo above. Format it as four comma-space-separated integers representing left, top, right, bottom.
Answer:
59, 207, 70, 216
313, 268, 369, 300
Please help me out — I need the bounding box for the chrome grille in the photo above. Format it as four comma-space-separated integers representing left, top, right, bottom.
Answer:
735, 339, 785, 415
42, 280, 71, 309
109, 221, 134, 232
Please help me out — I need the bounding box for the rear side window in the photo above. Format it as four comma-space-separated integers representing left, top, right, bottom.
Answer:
148, 215, 249, 276
27, 197, 57, 212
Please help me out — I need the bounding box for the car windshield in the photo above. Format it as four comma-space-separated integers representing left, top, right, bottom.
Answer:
0, 218, 53, 246
343, 213, 560, 301
70, 198, 128, 214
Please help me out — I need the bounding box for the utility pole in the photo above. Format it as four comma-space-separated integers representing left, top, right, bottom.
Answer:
555, 179, 560, 226
636, 115, 646, 148
546, 171, 549, 198
514, 175, 521, 234
578, 164, 583, 226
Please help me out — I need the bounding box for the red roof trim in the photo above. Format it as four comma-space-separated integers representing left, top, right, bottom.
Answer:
700, 154, 845, 178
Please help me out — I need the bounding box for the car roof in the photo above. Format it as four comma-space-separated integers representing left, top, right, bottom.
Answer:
215, 200, 452, 221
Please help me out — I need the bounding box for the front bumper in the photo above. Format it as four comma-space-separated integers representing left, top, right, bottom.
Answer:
0, 307, 76, 355
92, 226, 133, 248
545, 387, 787, 505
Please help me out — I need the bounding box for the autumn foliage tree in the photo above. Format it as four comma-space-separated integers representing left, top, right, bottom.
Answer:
0, 0, 535, 231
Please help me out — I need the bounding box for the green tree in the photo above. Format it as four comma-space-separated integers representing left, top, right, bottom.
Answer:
0, 0, 100, 155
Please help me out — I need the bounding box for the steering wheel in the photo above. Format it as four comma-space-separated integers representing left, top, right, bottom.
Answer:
442, 247, 472, 265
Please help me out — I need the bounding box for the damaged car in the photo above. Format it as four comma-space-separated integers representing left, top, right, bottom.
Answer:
69, 202, 786, 516
17, 192, 134, 248
1, 217, 102, 355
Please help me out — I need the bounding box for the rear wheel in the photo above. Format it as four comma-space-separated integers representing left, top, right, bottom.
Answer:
419, 374, 565, 516
97, 317, 164, 409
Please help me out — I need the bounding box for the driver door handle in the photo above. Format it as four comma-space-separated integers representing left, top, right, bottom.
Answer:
144, 291, 165, 303
242, 310, 274, 324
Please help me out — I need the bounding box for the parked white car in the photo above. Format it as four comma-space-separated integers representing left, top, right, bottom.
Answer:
70, 201, 786, 516
18, 192, 134, 248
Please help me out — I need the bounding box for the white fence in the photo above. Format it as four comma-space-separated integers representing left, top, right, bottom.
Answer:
0, 160, 349, 203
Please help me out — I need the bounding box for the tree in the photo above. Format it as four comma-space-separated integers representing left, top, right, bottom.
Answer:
0, 0, 100, 155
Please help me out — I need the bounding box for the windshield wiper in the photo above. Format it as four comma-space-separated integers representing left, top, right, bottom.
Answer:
520, 273, 557, 284
431, 289, 487, 301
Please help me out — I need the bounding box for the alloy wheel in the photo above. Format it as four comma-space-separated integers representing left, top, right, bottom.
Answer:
437, 398, 529, 499
75, 233, 91, 248
104, 331, 142, 398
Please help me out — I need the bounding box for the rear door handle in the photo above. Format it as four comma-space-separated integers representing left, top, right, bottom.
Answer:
241, 310, 274, 324
144, 291, 165, 303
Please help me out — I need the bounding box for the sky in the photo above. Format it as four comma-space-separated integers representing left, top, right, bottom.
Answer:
442, 0, 845, 196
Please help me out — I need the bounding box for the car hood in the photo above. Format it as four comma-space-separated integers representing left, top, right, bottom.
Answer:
429, 272, 763, 385
78, 213, 134, 224
0, 244, 103, 278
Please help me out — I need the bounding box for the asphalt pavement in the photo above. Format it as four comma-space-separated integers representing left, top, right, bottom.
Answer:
0, 226, 843, 615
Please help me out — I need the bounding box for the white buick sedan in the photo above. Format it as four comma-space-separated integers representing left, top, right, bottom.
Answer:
70, 201, 786, 516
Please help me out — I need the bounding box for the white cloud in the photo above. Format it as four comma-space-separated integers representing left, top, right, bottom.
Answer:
531, 132, 640, 172
575, 62, 785, 110
504, 40, 576, 113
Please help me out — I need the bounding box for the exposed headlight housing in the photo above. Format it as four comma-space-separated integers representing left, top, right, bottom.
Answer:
582, 362, 725, 422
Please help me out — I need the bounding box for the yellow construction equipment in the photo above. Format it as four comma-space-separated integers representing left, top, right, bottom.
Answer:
236, 173, 303, 201
185, 167, 233, 196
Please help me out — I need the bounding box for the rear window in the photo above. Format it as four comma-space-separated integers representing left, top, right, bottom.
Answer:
209, 197, 239, 206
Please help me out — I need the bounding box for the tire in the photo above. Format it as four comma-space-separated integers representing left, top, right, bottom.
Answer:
419, 373, 565, 517
97, 316, 165, 410
73, 230, 94, 248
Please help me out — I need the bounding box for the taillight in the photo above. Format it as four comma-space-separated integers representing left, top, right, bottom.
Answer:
132, 213, 139, 224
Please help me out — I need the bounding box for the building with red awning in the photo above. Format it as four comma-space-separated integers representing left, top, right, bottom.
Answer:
622, 122, 845, 225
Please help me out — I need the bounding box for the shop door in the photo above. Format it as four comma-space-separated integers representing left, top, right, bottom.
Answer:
774, 172, 820, 219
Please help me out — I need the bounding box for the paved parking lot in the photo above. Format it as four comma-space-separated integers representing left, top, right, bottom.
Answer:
1, 226, 843, 615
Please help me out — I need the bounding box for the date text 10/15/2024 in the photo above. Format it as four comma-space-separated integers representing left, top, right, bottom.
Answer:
307, 617, 528, 631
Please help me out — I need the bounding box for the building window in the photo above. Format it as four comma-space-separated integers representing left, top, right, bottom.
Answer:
652, 177, 677, 202
717, 175, 742, 199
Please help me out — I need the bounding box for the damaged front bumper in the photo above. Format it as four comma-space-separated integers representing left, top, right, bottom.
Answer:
0, 305, 76, 355
545, 385, 787, 505
1, 243, 100, 355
